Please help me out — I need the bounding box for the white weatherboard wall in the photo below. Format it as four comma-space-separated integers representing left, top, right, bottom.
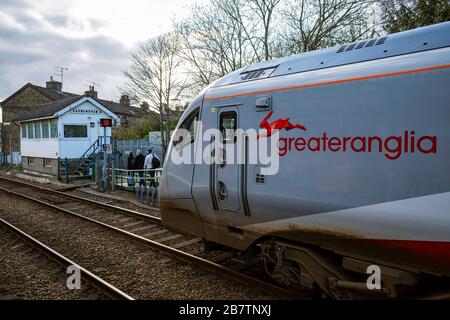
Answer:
21, 138, 59, 158
20, 98, 118, 159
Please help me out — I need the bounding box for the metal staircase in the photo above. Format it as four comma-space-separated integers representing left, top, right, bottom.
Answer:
57, 137, 117, 183
76, 137, 105, 175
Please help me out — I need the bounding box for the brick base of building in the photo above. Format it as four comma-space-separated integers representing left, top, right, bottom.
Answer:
21, 156, 59, 176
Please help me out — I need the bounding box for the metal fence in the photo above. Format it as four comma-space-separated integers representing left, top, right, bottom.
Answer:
114, 139, 164, 169
0, 152, 21, 166
112, 168, 162, 207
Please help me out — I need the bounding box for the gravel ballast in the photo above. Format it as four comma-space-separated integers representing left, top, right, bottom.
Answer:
0, 225, 105, 300
0, 191, 278, 299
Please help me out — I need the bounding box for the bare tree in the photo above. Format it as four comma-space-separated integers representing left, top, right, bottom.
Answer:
281, 0, 377, 53
122, 32, 190, 154
177, 0, 379, 92
248, 0, 282, 60
212, 0, 283, 60
176, 0, 285, 91
176, 1, 259, 91
213, 0, 264, 61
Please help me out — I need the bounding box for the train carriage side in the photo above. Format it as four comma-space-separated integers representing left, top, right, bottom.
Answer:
199, 44, 450, 271
161, 22, 450, 298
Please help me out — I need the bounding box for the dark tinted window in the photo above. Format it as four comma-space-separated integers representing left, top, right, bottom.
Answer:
220, 111, 237, 143
173, 108, 199, 146
64, 125, 87, 138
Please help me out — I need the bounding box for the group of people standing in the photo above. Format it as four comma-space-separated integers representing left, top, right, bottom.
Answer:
127, 148, 160, 188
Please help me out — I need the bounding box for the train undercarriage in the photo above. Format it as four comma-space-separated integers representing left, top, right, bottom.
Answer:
208, 238, 450, 300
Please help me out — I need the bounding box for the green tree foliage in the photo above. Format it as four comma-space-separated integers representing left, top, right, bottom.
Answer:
113, 117, 160, 140
112, 116, 179, 140
379, 0, 450, 33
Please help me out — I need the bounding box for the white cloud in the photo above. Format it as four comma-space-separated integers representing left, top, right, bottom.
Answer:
0, 0, 197, 102
62, 0, 195, 46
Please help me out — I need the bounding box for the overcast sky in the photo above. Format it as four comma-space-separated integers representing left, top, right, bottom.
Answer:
0, 0, 196, 103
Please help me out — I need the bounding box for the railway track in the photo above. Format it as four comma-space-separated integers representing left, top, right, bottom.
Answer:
0, 217, 133, 300
0, 175, 303, 299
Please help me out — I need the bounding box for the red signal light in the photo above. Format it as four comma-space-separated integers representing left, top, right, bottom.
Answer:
100, 118, 112, 127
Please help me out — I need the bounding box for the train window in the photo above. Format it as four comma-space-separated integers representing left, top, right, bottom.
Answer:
220, 112, 237, 144
173, 108, 199, 146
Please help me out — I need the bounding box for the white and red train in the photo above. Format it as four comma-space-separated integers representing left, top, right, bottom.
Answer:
159, 22, 450, 298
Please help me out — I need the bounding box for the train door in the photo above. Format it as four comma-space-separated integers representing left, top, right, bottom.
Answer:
214, 107, 241, 212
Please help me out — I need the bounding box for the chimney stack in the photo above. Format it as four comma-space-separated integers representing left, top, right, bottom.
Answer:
84, 86, 98, 99
46, 76, 62, 92
140, 101, 149, 111
120, 94, 130, 106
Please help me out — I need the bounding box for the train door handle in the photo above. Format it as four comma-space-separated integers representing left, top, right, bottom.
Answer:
220, 148, 226, 167
218, 181, 228, 200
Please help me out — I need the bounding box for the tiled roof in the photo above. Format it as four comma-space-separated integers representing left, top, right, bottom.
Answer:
13, 96, 153, 122
13, 96, 82, 122
95, 98, 152, 117
31, 84, 79, 101
3, 82, 152, 120
30, 85, 151, 117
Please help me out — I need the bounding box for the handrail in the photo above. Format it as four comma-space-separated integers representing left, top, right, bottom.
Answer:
80, 137, 101, 160
114, 168, 163, 173
209, 136, 219, 210
77, 137, 106, 174
241, 135, 251, 216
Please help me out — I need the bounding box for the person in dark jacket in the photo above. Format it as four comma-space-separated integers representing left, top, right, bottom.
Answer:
127, 152, 134, 170
133, 150, 146, 186
127, 152, 135, 187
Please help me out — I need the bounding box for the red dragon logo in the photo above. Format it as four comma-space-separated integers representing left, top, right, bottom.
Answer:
257, 111, 307, 139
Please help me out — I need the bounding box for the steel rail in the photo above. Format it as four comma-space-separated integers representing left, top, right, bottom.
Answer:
0, 183, 301, 299
0, 175, 161, 224
0, 217, 134, 300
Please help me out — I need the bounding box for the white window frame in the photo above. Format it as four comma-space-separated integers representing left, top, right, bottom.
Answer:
42, 120, 50, 139
21, 124, 27, 139
34, 121, 42, 139
27, 122, 34, 139
50, 119, 58, 138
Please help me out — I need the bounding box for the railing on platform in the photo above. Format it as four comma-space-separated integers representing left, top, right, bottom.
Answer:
112, 168, 162, 207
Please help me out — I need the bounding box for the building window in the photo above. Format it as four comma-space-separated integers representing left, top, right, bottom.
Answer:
27, 123, 34, 139
34, 122, 41, 139
50, 120, 58, 138
43, 158, 52, 168
64, 125, 87, 138
21, 125, 27, 138
42, 121, 49, 139
27, 157, 35, 165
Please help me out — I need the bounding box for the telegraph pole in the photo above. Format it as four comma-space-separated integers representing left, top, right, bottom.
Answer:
0, 123, 3, 165
100, 118, 112, 192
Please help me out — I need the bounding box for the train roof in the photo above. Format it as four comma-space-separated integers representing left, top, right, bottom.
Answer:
211, 21, 450, 88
